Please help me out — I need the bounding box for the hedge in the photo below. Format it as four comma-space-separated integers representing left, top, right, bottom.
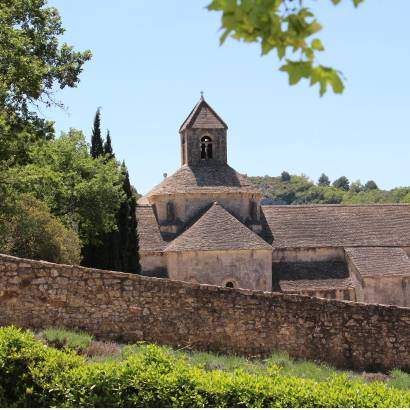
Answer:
0, 326, 409, 407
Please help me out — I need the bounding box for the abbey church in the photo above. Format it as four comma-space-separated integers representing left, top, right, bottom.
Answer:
137, 97, 410, 307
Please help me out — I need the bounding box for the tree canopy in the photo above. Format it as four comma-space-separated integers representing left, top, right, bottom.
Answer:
333, 176, 350, 191
4, 130, 124, 247
90, 108, 104, 159
208, 0, 364, 96
0, 193, 82, 264
0, 0, 91, 118
318, 173, 330, 186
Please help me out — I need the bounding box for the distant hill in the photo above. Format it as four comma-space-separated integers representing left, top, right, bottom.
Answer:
249, 173, 410, 205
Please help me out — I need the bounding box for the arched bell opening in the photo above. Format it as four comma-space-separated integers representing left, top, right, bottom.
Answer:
200, 136, 213, 160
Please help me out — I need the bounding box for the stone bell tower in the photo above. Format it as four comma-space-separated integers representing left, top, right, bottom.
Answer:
179, 94, 228, 167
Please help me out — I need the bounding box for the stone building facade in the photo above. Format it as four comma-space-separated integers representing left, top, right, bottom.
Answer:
137, 97, 410, 306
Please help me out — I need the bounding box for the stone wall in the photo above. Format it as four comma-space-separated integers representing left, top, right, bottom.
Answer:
288, 287, 356, 301
1, 253, 410, 371
167, 249, 272, 291
153, 192, 261, 226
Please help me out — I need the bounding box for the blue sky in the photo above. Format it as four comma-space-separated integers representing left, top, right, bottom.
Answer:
45, 1, 410, 194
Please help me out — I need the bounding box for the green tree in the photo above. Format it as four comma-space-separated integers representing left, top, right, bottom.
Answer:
350, 180, 364, 193
128, 193, 140, 273
90, 108, 104, 159
0, 110, 55, 165
333, 176, 350, 191
318, 173, 330, 186
365, 180, 378, 190
0, 0, 91, 118
208, 0, 364, 96
401, 193, 410, 204
81, 143, 140, 274
5, 129, 124, 247
104, 130, 114, 159
0, 194, 81, 264
119, 164, 140, 274
251, 172, 410, 205
281, 171, 291, 182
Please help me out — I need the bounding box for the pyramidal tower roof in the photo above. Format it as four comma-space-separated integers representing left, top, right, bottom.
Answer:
165, 202, 271, 252
179, 95, 228, 131
143, 164, 261, 198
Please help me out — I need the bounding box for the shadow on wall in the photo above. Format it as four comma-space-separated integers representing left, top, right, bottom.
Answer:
141, 268, 168, 278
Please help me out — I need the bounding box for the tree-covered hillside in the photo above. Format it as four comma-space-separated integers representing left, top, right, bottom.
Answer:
249, 172, 410, 205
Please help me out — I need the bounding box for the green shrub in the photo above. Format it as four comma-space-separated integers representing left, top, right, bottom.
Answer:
0, 326, 83, 407
1, 326, 410, 407
42, 327, 93, 351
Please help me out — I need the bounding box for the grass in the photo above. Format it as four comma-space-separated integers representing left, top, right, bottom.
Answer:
38, 327, 410, 390
41, 327, 93, 351
388, 369, 410, 390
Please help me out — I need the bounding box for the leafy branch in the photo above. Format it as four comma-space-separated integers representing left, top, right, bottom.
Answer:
207, 0, 364, 96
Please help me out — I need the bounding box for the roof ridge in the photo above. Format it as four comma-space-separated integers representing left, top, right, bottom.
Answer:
165, 202, 271, 252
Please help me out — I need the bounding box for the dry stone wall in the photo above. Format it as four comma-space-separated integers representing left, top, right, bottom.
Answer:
0, 253, 410, 371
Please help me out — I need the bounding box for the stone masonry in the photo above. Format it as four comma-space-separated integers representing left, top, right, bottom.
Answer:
1, 253, 410, 371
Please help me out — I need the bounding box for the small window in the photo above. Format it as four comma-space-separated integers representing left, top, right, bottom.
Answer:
225, 281, 234, 288
200, 136, 213, 160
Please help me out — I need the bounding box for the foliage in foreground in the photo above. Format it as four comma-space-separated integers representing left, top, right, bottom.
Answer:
208, 0, 364, 96
0, 326, 409, 408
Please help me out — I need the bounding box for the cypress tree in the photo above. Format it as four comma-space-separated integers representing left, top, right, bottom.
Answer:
117, 162, 130, 271
90, 108, 104, 158
83, 108, 107, 268
127, 194, 141, 274
104, 130, 114, 159
84, 124, 141, 273
118, 164, 140, 274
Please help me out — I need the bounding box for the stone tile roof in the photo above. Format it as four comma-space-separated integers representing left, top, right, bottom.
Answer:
262, 204, 410, 248
165, 203, 272, 252
136, 205, 167, 252
345, 247, 410, 277
272, 261, 349, 292
180, 98, 227, 131
279, 278, 353, 292
144, 164, 261, 198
